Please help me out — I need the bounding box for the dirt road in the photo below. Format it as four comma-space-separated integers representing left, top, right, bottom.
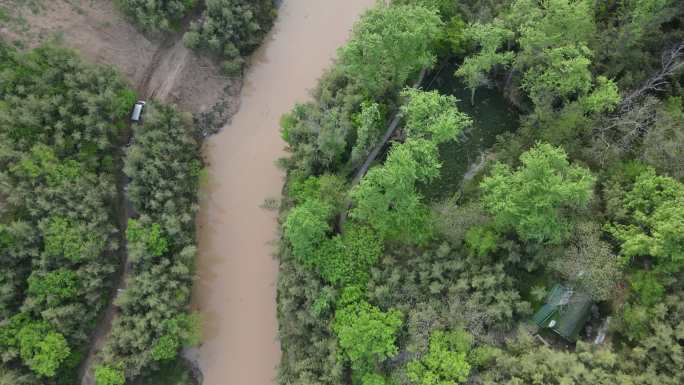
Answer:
0, 0, 236, 115
190, 1, 374, 384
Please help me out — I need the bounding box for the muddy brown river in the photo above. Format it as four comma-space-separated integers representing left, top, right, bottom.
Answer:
191, 1, 374, 384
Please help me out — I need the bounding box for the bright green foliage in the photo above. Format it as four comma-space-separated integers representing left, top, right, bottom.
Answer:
333, 298, 402, 372
444, 16, 467, 55
361, 372, 387, 385
464, 225, 499, 257
94, 365, 125, 385
317, 225, 383, 286
116, 0, 196, 31
512, 0, 595, 55
407, 329, 473, 385
283, 200, 332, 266
16, 322, 70, 377
455, 20, 514, 104
628, 271, 665, 306
394, 0, 458, 20
607, 168, 684, 272
10, 144, 81, 186
579, 76, 621, 113
26, 269, 79, 307
151, 335, 179, 361
339, 4, 443, 96
521, 45, 593, 107
401, 88, 472, 144
481, 143, 595, 244
127, 219, 169, 260
41, 216, 107, 263
183, 0, 275, 74
351, 101, 384, 165
0, 43, 130, 379
351, 139, 440, 244
288, 173, 347, 207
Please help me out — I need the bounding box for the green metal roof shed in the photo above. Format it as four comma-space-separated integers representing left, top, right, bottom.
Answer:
532, 284, 592, 341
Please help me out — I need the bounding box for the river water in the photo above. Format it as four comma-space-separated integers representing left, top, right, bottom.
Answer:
191, 1, 374, 385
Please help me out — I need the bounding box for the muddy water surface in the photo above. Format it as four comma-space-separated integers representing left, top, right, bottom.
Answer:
192, 1, 374, 385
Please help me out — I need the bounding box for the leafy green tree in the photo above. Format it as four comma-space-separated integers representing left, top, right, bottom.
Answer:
481, 143, 595, 244
579, 75, 621, 114
351, 101, 384, 166
339, 4, 443, 96
607, 168, 684, 272
464, 225, 499, 258
521, 44, 593, 108
407, 329, 473, 385
549, 221, 621, 301
26, 269, 79, 308
41, 216, 107, 263
643, 97, 684, 180
482, 329, 631, 385
127, 219, 169, 262
17, 322, 70, 377
0, 43, 132, 380
455, 20, 514, 104
282, 200, 332, 266
94, 365, 125, 385
183, 0, 276, 74
116, 0, 197, 32
350, 139, 440, 245
401, 88, 472, 143
361, 372, 387, 385
151, 335, 179, 361
317, 225, 383, 286
333, 294, 402, 372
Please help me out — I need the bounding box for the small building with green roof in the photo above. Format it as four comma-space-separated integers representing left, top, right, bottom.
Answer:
532, 284, 593, 341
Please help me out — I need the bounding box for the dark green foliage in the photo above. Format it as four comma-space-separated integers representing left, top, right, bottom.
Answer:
183, 0, 276, 74
0, 43, 132, 379
99, 103, 202, 379
116, 0, 197, 32
642, 97, 684, 181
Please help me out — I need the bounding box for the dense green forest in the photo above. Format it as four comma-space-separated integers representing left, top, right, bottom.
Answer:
94, 102, 202, 385
115, 0, 276, 74
0, 43, 203, 385
277, 2, 684, 385
0, 43, 134, 383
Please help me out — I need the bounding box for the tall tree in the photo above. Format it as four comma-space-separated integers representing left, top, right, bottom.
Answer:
481, 143, 595, 244
339, 4, 443, 96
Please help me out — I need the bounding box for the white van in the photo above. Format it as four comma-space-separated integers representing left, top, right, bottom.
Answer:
131, 101, 146, 122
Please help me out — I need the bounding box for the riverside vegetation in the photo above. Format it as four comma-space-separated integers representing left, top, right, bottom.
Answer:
116, 0, 277, 74
1, 1, 277, 384
0, 42, 203, 385
277, 1, 684, 385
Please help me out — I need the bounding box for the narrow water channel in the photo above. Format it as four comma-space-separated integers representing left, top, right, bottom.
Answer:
191, 1, 374, 385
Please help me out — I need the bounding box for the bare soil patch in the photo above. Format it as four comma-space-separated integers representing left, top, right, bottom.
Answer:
0, 0, 240, 117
